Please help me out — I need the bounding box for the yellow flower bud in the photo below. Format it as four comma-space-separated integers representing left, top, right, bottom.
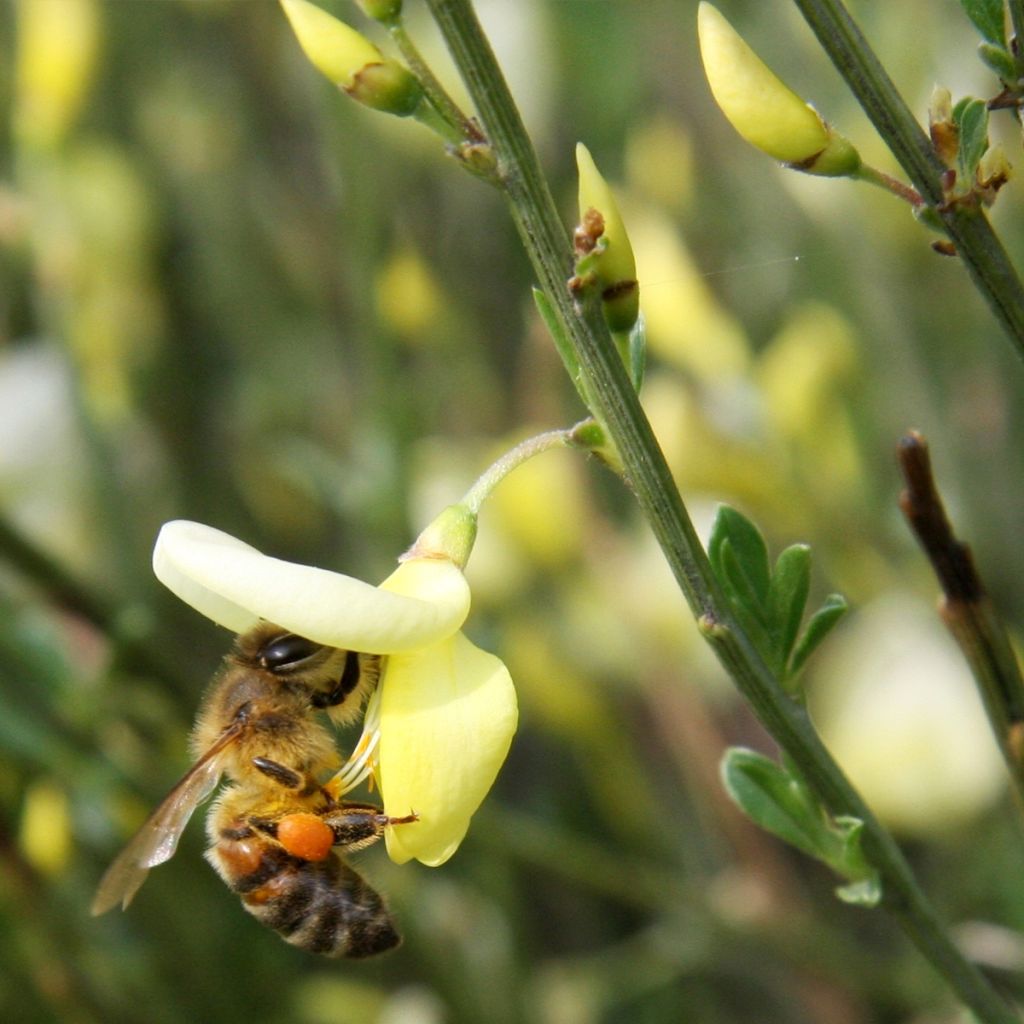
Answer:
14, 0, 101, 151
697, 3, 859, 176
280, 0, 422, 116
575, 143, 639, 332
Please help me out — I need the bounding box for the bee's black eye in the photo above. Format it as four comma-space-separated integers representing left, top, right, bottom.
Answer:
259, 634, 323, 672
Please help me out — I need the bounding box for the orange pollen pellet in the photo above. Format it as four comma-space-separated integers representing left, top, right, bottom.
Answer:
277, 813, 334, 861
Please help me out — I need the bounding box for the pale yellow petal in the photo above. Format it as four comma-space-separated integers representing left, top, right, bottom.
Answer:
153, 521, 470, 652
280, 0, 382, 88
698, 3, 828, 164
378, 632, 517, 865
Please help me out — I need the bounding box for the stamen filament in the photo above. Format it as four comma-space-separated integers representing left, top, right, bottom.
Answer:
330, 679, 384, 795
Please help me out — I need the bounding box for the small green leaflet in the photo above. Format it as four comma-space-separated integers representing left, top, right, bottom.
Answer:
721, 749, 882, 907
953, 97, 990, 184
707, 506, 847, 686
957, 0, 1007, 46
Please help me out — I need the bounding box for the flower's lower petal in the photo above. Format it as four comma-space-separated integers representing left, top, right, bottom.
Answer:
378, 632, 517, 866
153, 521, 470, 652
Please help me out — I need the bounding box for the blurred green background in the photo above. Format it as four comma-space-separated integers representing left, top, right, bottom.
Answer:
3, 0, 1024, 1021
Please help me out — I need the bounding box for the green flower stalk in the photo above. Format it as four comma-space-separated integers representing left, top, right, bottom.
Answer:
574, 143, 640, 334
280, 0, 422, 116
697, 2, 859, 176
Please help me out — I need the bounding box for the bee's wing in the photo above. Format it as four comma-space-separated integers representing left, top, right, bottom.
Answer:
91, 720, 245, 916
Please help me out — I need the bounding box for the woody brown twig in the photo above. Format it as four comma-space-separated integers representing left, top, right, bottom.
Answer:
898, 431, 1024, 798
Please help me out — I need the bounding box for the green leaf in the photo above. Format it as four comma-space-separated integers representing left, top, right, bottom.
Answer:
979, 42, 1017, 79
720, 748, 833, 861
954, 97, 990, 182
766, 544, 811, 679
790, 594, 848, 677
958, 0, 1007, 45
832, 817, 873, 876
533, 287, 589, 407
626, 312, 646, 391
716, 540, 775, 658
723, 751, 883, 907
708, 506, 771, 604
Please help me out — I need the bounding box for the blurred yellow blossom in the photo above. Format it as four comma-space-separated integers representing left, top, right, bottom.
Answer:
485, 439, 586, 570
626, 116, 695, 214
15, 0, 100, 151
756, 302, 864, 506
375, 247, 445, 341
813, 597, 1005, 835
20, 779, 72, 875
629, 207, 750, 381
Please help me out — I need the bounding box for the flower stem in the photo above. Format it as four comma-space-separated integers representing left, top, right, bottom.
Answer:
852, 163, 922, 206
461, 426, 576, 515
1010, 2, 1024, 56
790, 0, 1024, 363
424, 2, 1020, 1020
387, 16, 484, 143
410, 95, 466, 148
898, 431, 1024, 805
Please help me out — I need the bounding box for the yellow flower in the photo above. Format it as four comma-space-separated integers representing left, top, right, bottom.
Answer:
153, 518, 516, 866
697, 3, 859, 176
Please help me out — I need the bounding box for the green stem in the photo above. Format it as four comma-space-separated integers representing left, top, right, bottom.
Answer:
388, 17, 483, 143
424, 2, 1019, 1021
790, 0, 1024, 363
460, 426, 576, 515
852, 162, 923, 207
411, 95, 466, 147
1010, 1, 1024, 56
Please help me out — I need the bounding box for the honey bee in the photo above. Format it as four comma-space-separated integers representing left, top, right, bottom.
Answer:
92, 622, 415, 958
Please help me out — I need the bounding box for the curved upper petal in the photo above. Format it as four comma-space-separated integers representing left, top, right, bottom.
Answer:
153, 521, 470, 653
378, 631, 517, 866
698, 3, 828, 164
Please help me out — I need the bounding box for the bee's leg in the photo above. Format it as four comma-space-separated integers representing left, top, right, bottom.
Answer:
320, 805, 418, 854
251, 757, 319, 796
310, 650, 365, 709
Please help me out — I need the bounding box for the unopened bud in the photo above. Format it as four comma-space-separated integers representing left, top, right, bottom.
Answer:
976, 143, 1011, 203
575, 143, 639, 333
697, 3, 859, 177
928, 86, 958, 166
280, 0, 422, 116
